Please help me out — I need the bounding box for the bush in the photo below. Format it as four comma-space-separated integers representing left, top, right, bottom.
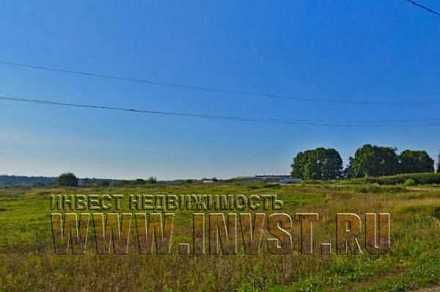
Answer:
135, 179, 146, 185
343, 173, 440, 186
404, 178, 417, 186
358, 184, 382, 193
98, 180, 111, 187
433, 207, 440, 220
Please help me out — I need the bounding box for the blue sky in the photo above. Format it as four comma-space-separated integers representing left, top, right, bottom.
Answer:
0, 1, 439, 179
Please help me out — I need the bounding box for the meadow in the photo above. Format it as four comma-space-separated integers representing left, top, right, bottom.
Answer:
0, 179, 440, 291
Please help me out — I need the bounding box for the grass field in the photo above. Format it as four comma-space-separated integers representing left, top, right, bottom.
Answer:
1, 181, 440, 291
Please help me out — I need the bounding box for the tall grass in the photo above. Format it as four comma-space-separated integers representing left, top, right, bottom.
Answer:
1, 182, 439, 291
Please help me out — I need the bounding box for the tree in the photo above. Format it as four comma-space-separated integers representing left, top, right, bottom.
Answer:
291, 151, 307, 178
147, 176, 157, 184
291, 148, 343, 180
346, 145, 399, 178
58, 173, 79, 187
399, 150, 434, 174
437, 153, 440, 173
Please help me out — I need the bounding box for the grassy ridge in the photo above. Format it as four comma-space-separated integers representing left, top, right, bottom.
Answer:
0, 182, 439, 291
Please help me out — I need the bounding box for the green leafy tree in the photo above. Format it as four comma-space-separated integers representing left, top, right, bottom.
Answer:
291, 152, 307, 178
437, 153, 440, 173
347, 145, 399, 178
399, 150, 434, 174
291, 148, 343, 180
303, 160, 320, 180
58, 173, 79, 187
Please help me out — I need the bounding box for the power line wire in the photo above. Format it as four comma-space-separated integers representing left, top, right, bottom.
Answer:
0, 59, 438, 106
406, 0, 440, 16
1, 94, 440, 128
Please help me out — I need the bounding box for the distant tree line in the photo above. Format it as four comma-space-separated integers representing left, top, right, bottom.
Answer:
56, 173, 158, 187
291, 144, 437, 180
0, 175, 56, 187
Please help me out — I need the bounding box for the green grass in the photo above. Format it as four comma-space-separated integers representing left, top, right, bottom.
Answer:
1, 182, 439, 291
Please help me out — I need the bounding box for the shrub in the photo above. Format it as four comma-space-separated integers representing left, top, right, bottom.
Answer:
135, 179, 146, 185
404, 178, 417, 186
343, 173, 440, 186
358, 184, 382, 193
433, 207, 440, 220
